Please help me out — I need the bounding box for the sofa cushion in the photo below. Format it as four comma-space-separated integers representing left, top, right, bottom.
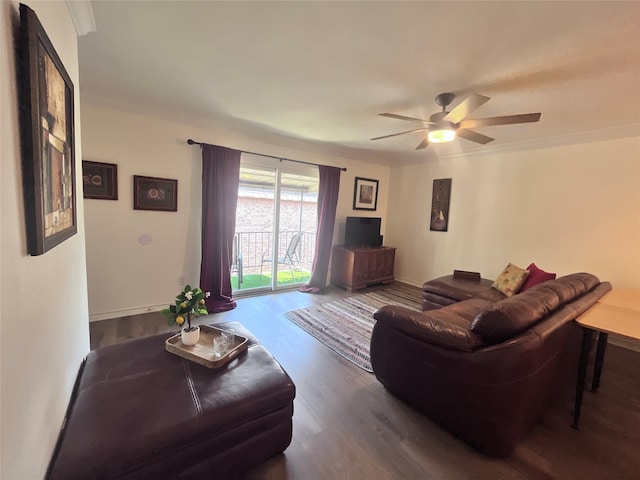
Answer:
539, 272, 600, 304
519, 262, 556, 292
491, 263, 529, 297
470, 284, 561, 344
473, 286, 508, 303
422, 275, 495, 302
374, 298, 490, 352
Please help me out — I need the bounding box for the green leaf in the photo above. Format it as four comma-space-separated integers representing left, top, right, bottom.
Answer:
198, 308, 208, 315
184, 284, 192, 292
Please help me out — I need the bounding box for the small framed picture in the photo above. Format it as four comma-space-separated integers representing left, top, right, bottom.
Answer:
82, 161, 118, 200
353, 177, 379, 211
133, 175, 178, 212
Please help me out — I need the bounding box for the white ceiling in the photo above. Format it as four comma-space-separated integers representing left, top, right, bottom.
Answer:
78, 1, 640, 165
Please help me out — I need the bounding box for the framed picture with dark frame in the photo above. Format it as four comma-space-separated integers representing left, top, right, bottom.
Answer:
430, 178, 452, 232
18, 4, 77, 255
133, 175, 178, 212
82, 161, 118, 200
353, 177, 379, 211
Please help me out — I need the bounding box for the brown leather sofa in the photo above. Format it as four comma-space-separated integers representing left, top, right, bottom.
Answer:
370, 273, 611, 457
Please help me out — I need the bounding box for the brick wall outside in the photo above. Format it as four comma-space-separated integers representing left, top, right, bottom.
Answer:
234, 189, 317, 272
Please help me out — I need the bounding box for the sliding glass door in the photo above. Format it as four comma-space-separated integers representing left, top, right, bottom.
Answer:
231, 158, 318, 294
275, 172, 317, 288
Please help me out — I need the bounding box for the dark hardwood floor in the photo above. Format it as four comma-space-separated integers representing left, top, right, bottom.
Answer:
90, 284, 640, 479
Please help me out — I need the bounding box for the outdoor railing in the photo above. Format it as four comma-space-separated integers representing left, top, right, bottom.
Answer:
234, 230, 315, 275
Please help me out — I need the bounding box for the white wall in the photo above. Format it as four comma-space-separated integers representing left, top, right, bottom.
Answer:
81, 100, 390, 320
1, 2, 90, 478
386, 135, 640, 290
82, 100, 640, 321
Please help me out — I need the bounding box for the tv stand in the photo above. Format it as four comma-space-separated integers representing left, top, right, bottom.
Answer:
331, 245, 396, 292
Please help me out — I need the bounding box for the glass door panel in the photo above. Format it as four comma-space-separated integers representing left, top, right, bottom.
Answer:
232, 165, 276, 294
232, 163, 318, 294
275, 172, 318, 289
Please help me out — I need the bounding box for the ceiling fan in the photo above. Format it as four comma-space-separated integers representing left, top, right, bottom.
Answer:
371, 93, 541, 150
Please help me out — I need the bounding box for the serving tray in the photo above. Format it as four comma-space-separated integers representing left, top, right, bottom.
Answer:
165, 324, 248, 368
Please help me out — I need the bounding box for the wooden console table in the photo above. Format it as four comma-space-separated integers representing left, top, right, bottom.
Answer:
331, 245, 395, 292
572, 288, 640, 428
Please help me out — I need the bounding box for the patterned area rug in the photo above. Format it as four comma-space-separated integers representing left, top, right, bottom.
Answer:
285, 287, 422, 372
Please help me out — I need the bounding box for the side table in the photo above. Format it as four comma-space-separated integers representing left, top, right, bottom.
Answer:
572, 289, 640, 428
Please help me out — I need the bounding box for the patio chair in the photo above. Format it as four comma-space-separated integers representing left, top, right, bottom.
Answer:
260, 232, 304, 280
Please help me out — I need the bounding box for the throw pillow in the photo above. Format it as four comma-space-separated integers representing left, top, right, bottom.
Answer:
491, 263, 529, 297
519, 262, 556, 292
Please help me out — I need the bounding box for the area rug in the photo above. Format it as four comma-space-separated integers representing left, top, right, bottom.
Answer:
284, 287, 422, 372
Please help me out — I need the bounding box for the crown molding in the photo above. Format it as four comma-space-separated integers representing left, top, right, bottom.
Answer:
66, 0, 96, 36
79, 92, 639, 166
439, 124, 640, 159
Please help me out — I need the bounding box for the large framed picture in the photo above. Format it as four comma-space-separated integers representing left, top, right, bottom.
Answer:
18, 4, 77, 255
353, 177, 379, 211
133, 175, 178, 211
82, 161, 118, 200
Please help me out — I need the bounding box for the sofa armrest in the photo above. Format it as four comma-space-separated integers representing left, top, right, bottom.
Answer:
373, 305, 485, 352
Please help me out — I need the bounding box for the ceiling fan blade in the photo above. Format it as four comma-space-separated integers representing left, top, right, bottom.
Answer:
415, 138, 429, 150
370, 127, 429, 141
443, 94, 490, 124
379, 113, 434, 124
458, 113, 542, 129
456, 129, 494, 145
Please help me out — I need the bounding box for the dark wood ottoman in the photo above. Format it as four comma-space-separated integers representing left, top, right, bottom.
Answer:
47, 322, 295, 479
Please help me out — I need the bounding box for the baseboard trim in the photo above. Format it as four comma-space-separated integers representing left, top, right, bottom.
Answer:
89, 303, 166, 322
393, 276, 423, 288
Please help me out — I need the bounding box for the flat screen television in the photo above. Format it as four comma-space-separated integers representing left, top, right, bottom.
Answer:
345, 216, 382, 247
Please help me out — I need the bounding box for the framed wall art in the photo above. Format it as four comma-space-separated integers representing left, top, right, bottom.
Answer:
430, 178, 452, 232
133, 175, 178, 211
18, 4, 77, 255
82, 161, 118, 200
353, 177, 379, 211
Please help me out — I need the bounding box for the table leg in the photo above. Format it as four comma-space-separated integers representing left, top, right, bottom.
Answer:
591, 332, 608, 392
572, 327, 594, 429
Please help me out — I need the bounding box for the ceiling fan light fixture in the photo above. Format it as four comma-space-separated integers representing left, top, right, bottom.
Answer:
428, 128, 456, 143
373, 93, 541, 150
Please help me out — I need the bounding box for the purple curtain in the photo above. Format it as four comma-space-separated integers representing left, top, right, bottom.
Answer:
199, 144, 241, 312
300, 165, 341, 294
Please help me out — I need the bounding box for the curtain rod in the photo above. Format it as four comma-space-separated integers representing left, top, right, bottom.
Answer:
186, 139, 347, 172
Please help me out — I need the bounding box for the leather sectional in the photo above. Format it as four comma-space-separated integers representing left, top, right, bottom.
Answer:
370, 272, 611, 457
